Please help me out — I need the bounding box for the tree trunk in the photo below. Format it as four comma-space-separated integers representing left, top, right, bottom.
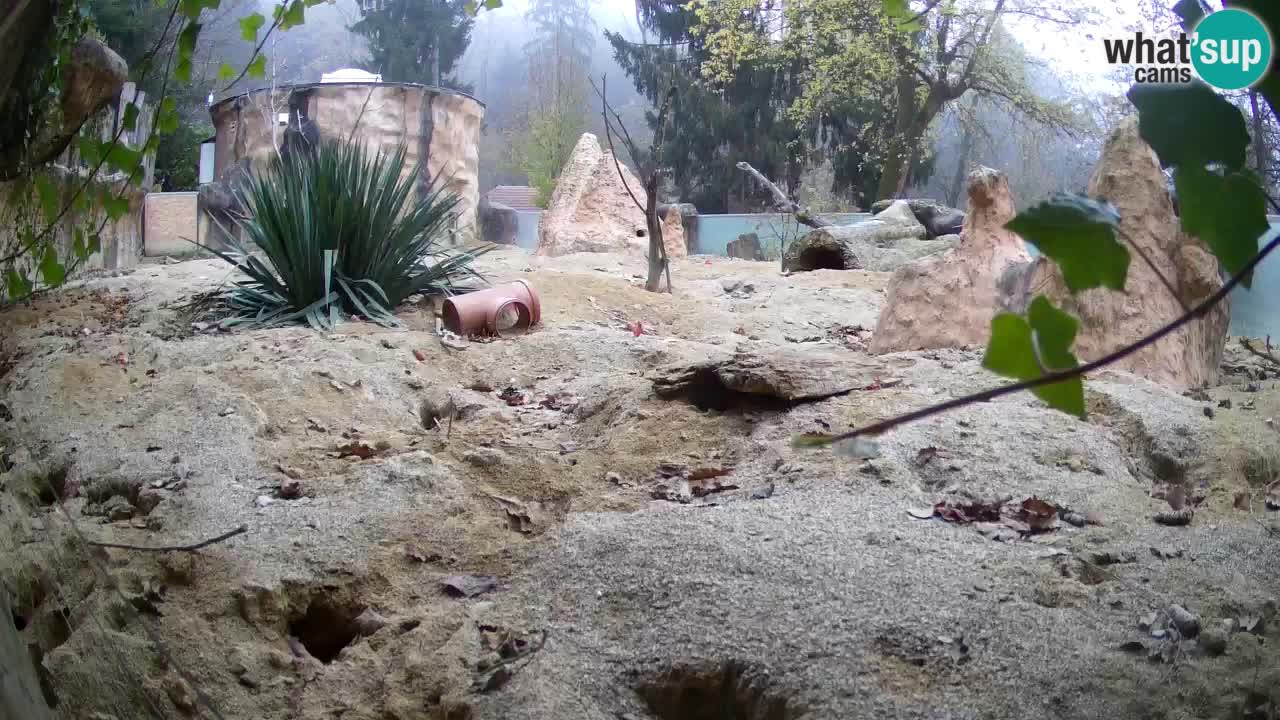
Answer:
644, 173, 670, 292
876, 61, 921, 200
947, 122, 975, 208
1251, 90, 1270, 182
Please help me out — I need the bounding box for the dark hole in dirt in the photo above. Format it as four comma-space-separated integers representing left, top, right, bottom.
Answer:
636, 229, 647, 238
678, 370, 794, 413
288, 597, 366, 663
33, 466, 70, 506
636, 660, 802, 720
12, 611, 27, 630
794, 248, 848, 271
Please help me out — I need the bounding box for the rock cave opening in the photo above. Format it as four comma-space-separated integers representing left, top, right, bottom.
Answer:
288, 596, 367, 664
793, 247, 848, 272
635, 660, 803, 720
677, 369, 794, 413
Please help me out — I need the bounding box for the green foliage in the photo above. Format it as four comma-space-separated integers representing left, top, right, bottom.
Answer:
239, 12, 266, 41
351, 0, 475, 86
1005, 195, 1127, 293
983, 297, 1085, 418
210, 140, 492, 331
1127, 83, 1251, 170
1174, 167, 1267, 288
510, 101, 587, 208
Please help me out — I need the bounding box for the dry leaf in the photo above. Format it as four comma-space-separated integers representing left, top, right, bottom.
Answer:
335, 441, 377, 459
441, 574, 498, 598
1020, 497, 1058, 532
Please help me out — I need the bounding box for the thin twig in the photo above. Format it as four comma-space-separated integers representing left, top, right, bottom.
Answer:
88, 524, 248, 552
218, 12, 285, 92
594, 76, 644, 214
49, 497, 229, 720
1118, 227, 1188, 314
810, 232, 1280, 447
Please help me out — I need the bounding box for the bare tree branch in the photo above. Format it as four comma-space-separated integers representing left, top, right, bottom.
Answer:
735, 162, 832, 229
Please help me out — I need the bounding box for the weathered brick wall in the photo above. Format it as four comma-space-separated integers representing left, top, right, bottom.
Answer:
142, 192, 201, 257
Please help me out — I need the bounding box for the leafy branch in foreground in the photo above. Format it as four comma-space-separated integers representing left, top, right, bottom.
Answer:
801, 0, 1278, 452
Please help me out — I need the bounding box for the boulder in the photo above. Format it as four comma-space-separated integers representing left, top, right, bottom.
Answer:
536, 133, 683, 260
1020, 117, 1229, 389
659, 203, 699, 253
727, 233, 765, 261
478, 198, 519, 246
870, 198, 966, 239
661, 205, 688, 259
869, 167, 1033, 354
781, 201, 940, 273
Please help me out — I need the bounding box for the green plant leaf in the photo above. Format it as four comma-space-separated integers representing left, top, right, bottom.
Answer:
122, 102, 139, 132
176, 22, 201, 82
247, 53, 267, 79
6, 269, 32, 299
485, 0, 502, 7
39, 246, 66, 287
102, 193, 129, 221
279, 0, 305, 29
880, 0, 923, 29
1005, 194, 1128, 293
34, 174, 59, 225
218, 63, 236, 81
78, 136, 104, 166
1127, 82, 1250, 171
239, 11, 265, 41
1174, 166, 1267, 289
982, 296, 1086, 418
158, 97, 180, 134
104, 143, 142, 173
1172, 0, 1207, 27
73, 228, 89, 260
179, 0, 219, 19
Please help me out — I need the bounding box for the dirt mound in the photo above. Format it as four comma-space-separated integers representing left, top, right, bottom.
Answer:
1, 248, 1277, 719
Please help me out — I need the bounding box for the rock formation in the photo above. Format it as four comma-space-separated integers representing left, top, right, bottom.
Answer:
660, 203, 699, 253
727, 233, 765, 261
536, 134, 683, 259
870, 198, 966, 238
1021, 118, 1229, 389
479, 198, 519, 246
661, 205, 688, 259
782, 200, 949, 273
870, 168, 1033, 354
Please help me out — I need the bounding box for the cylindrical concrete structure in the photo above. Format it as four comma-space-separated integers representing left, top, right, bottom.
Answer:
207, 82, 485, 243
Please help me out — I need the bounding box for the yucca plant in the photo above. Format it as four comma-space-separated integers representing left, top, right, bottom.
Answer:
207, 140, 492, 330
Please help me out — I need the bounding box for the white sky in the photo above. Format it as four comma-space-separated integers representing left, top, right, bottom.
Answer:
478, 0, 1152, 91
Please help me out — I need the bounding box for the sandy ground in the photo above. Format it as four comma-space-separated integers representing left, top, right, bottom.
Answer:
1, 247, 1278, 720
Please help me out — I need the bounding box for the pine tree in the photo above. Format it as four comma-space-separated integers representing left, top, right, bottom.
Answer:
352, 0, 475, 88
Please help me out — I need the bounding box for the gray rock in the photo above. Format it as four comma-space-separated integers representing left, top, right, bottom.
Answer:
782, 222, 953, 273
870, 198, 966, 239
479, 198, 520, 245
463, 448, 507, 467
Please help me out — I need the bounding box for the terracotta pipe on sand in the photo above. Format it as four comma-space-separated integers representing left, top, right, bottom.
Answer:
441, 280, 541, 336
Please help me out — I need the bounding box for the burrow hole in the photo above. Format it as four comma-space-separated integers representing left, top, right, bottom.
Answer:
636, 660, 803, 720
288, 595, 367, 664
794, 247, 848, 271
672, 370, 795, 413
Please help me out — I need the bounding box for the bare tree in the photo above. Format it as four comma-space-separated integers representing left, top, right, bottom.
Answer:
592, 76, 675, 293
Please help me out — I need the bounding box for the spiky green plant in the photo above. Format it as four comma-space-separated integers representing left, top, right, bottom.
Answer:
208, 140, 492, 330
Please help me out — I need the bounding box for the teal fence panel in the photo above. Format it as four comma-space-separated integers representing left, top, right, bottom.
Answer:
694, 213, 871, 256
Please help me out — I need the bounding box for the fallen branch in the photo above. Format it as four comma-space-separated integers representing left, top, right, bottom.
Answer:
807, 232, 1280, 447
88, 524, 248, 552
1241, 337, 1280, 369
735, 161, 831, 229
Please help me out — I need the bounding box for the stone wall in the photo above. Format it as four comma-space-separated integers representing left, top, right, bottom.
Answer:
208, 83, 484, 243
142, 192, 202, 257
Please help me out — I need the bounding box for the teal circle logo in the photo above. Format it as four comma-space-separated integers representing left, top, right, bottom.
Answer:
1191, 8, 1273, 91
